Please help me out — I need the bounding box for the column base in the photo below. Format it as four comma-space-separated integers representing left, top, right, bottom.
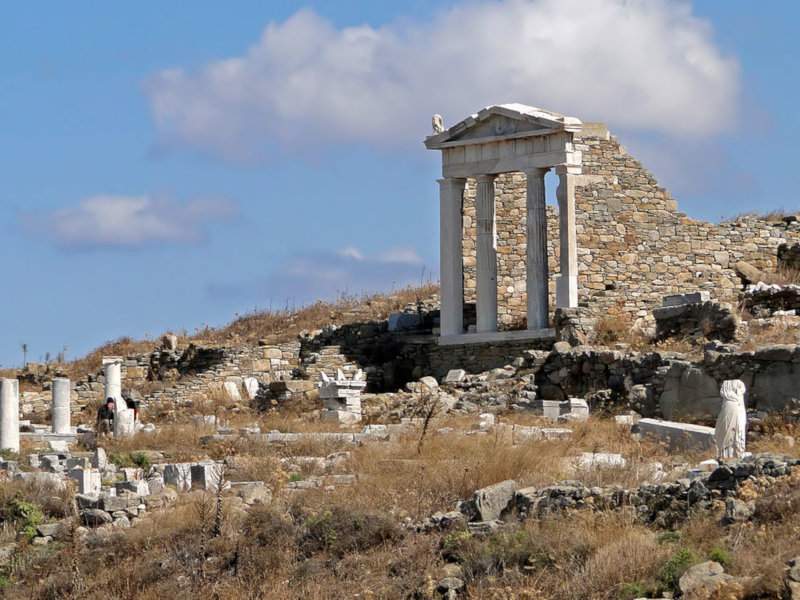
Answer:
438, 328, 555, 346
555, 274, 578, 308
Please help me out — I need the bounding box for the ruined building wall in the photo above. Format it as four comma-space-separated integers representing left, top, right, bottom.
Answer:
462, 127, 800, 327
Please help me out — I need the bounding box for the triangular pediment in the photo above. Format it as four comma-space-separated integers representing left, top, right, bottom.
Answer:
425, 103, 582, 149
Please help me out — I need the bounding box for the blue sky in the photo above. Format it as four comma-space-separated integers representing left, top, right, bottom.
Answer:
1, 0, 797, 367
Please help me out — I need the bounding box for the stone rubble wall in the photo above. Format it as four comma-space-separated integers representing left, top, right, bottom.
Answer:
462, 126, 800, 327
778, 242, 800, 270
530, 343, 800, 417
24, 342, 300, 420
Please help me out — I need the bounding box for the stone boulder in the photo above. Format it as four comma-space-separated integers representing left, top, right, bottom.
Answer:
678, 561, 741, 600
81, 508, 112, 527
553, 307, 595, 346
459, 480, 517, 522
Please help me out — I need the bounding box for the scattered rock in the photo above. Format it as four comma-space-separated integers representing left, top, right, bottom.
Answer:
723, 498, 754, 524
81, 508, 113, 527
459, 480, 516, 522
678, 561, 738, 600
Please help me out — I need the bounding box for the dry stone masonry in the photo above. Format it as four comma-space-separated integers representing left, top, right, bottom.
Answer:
456, 121, 800, 330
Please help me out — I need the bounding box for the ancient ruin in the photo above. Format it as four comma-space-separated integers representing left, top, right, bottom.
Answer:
3, 102, 800, 599
426, 105, 800, 335
426, 104, 583, 344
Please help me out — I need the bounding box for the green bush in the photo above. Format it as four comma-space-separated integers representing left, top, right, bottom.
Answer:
658, 547, 698, 592
131, 452, 151, 471
708, 546, 732, 567
3, 498, 44, 540
108, 452, 134, 468
656, 531, 681, 545
108, 451, 150, 471
0, 449, 18, 461
619, 582, 647, 599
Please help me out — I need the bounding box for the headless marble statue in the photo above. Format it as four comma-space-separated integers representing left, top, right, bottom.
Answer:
715, 379, 747, 460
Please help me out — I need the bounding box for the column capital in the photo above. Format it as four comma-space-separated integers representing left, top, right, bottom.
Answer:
475, 173, 497, 183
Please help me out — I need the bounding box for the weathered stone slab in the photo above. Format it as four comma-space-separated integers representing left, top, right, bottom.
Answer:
444, 369, 466, 384
68, 468, 101, 496
638, 418, 715, 452
191, 463, 229, 492
662, 292, 711, 307
459, 480, 517, 522
163, 463, 192, 492
116, 480, 150, 496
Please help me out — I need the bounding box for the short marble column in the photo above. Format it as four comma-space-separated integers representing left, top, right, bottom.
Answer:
103, 357, 133, 438
525, 168, 549, 329
439, 177, 466, 336
114, 410, 135, 438
0, 378, 20, 453
556, 166, 579, 308
475, 174, 498, 333
51, 377, 71, 435
103, 357, 123, 403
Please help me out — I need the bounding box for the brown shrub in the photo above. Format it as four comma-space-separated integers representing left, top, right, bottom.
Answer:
593, 312, 631, 346
296, 504, 402, 558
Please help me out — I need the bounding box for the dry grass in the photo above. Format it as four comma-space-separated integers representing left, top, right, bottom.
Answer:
738, 315, 800, 351
5, 414, 800, 599
10, 284, 438, 385
747, 265, 800, 286
593, 312, 632, 346
294, 417, 680, 521
723, 209, 794, 224
195, 283, 438, 346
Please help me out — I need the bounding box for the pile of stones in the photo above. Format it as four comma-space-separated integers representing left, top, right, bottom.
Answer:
1, 443, 273, 543
742, 281, 800, 317
415, 453, 800, 534
652, 292, 738, 343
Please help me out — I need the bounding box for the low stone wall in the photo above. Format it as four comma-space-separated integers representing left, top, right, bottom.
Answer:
300, 319, 554, 390
528, 343, 800, 418
24, 341, 301, 420
742, 283, 800, 317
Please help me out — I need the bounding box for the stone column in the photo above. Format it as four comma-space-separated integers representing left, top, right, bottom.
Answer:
556, 166, 579, 308
103, 357, 123, 403
439, 177, 466, 337
103, 357, 133, 438
0, 378, 20, 453
475, 174, 498, 333
525, 168, 549, 329
51, 377, 71, 435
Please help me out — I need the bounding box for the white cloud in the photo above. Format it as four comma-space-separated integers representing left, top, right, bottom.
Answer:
337, 245, 422, 265
377, 247, 423, 265
146, 0, 739, 160
207, 245, 432, 305
24, 195, 236, 249
337, 246, 365, 261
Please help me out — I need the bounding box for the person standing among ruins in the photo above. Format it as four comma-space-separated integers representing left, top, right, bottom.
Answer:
96, 397, 115, 437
